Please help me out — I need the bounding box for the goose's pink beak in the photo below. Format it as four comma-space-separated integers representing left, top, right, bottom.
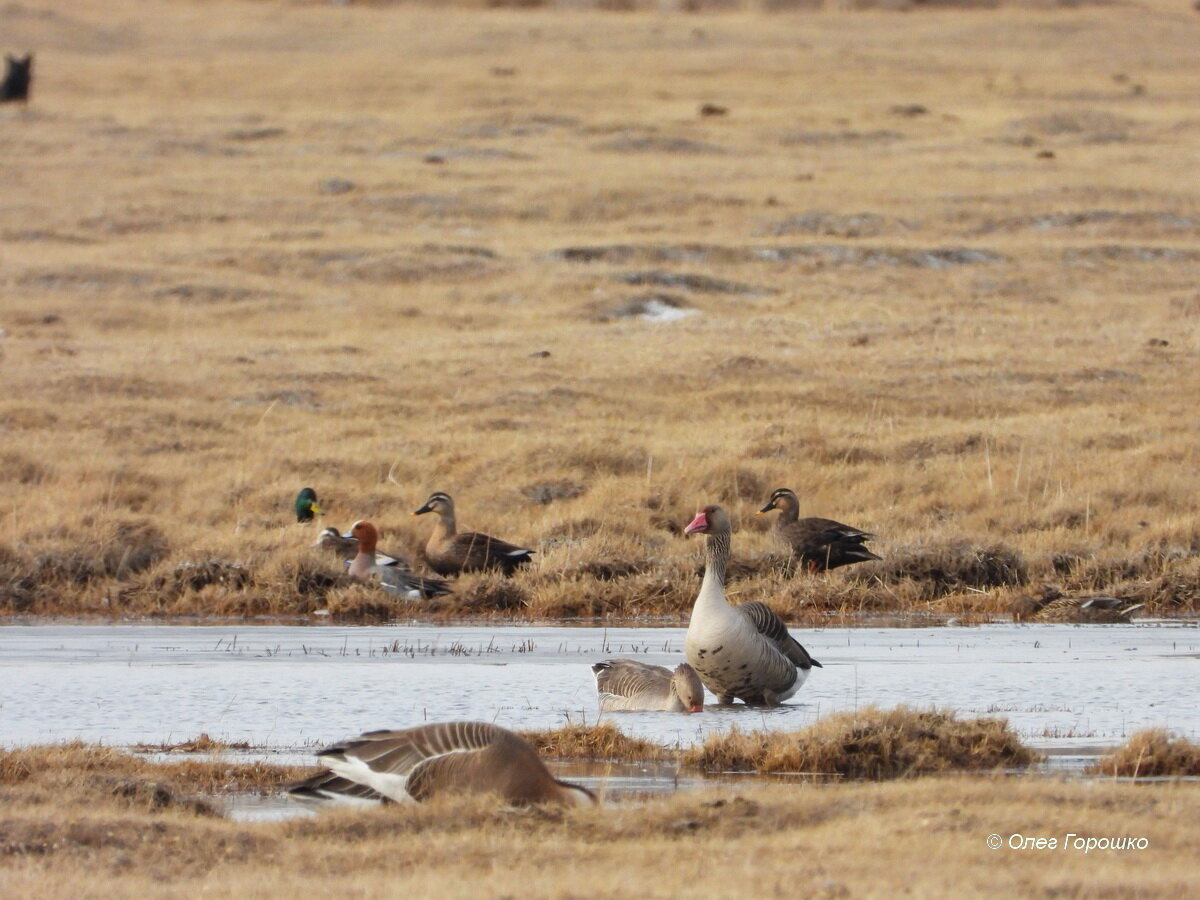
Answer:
688, 705, 703, 714
683, 511, 709, 535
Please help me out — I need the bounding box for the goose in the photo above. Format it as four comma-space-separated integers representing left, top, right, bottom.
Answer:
287, 721, 595, 807
313, 525, 408, 568
592, 659, 704, 713
758, 487, 880, 572
1012, 586, 1145, 624
346, 520, 453, 599
683, 504, 822, 706
295, 487, 323, 523
412, 491, 534, 576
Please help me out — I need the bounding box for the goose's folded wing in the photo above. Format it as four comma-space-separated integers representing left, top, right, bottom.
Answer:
593, 659, 671, 699
738, 601, 822, 668
288, 770, 388, 802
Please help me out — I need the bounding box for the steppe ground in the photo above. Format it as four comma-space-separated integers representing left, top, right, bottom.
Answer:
3, 0, 1200, 620
5, 2, 1200, 895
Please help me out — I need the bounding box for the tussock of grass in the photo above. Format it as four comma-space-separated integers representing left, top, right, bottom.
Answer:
865, 541, 1028, 599
520, 722, 672, 760
1088, 729, 1200, 778
681, 707, 1039, 778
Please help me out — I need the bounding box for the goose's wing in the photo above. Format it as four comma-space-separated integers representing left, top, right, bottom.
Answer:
737, 601, 822, 669
287, 770, 388, 804
592, 658, 672, 701
311, 722, 507, 801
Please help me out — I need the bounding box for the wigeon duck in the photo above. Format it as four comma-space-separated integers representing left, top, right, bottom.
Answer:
412, 492, 534, 576
313, 525, 407, 569
684, 505, 822, 706
294, 487, 323, 523
758, 488, 880, 572
592, 659, 705, 713
288, 721, 596, 807
345, 520, 452, 599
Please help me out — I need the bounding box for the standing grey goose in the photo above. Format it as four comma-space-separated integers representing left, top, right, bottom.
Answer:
758, 487, 880, 572
412, 491, 534, 576
288, 721, 595, 807
591, 659, 705, 713
684, 504, 822, 706
345, 520, 453, 599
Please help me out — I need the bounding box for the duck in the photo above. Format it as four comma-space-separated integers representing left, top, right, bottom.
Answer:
345, 520, 453, 599
313, 525, 408, 568
591, 659, 705, 713
295, 487, 323, 523
287, 721, 596, 807
412, 491, 534, 576
683, 504, 822, 706
758, 487, 880, 572
1012, 585, 1145, 623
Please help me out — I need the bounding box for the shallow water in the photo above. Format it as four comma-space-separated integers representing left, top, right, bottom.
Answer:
3, 621, 1197, 757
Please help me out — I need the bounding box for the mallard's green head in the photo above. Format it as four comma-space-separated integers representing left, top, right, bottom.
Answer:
295, 487, 322, 523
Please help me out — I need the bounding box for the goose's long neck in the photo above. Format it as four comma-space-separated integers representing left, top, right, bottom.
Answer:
698, 529, 730, 604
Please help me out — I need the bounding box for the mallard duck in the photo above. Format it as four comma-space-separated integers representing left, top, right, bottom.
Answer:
1012, 586, 1145, 623
295, 487, 323, 523
412, 492, 534, 576
683, 505, 822, 706
758, 487, 880, 572
288, 721, 595, 807
346, 520, 452, 599
592, 659, 704, 713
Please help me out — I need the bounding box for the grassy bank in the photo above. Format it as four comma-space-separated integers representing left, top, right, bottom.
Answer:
1, 741, 1196, 897
2, 0, 1199, 622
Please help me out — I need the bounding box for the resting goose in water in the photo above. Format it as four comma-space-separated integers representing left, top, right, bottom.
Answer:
346, 520, 452, 599
684, 504, 821, 706
592, 659, 705, 713
412, 491, 534, 576
288, 721, 595, 807
758, 487, 880, 572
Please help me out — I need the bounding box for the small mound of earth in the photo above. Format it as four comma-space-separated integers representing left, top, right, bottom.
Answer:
589, 293, 696, 323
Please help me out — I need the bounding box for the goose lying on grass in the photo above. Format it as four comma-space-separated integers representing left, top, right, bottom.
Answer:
1012, 586, 1145, 623
684, 504, 821, 706
289, 721, 595, 807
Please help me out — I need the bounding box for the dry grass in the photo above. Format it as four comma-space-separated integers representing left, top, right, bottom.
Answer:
682, 706, 1039, 777
520, 721, 675, 760
3, 0, 1200, 622
2, 742, 1198, 896
1088, 729, 1200, 778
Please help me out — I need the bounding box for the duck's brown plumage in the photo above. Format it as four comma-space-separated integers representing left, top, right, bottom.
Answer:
288, 721, 594, 807
412, 492, 534, 576
1012, 586, 1145, 623
759, 488, 880, 572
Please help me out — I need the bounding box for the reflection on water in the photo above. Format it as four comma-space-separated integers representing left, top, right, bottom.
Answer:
2, 622, 1198, 761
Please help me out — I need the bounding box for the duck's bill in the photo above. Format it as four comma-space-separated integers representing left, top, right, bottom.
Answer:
310, 503, 323, 515
412, 503, 434, 516
756, 502, 774, 514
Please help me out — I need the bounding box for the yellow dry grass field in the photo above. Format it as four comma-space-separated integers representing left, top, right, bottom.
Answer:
1, 742, 1197, 898
3, 0, 1200, 622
